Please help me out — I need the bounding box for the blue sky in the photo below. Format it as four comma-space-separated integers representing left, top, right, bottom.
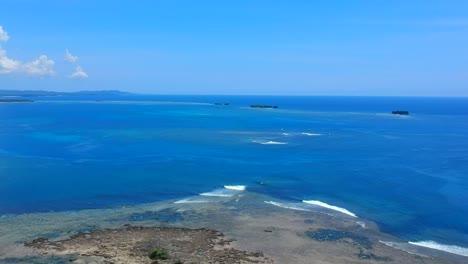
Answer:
1, 0, 467, 95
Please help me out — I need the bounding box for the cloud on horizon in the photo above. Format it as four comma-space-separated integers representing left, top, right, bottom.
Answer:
0, 25, 55, 76
0, 50, 55, 75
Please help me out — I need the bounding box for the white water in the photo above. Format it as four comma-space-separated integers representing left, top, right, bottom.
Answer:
408, 241, 468, 257
264, 201, 311, 211
303, 200, 357, 217
378, 241, 428, 257
224, 185, 246, 191
200, 185, 246, 197
356, 221, 366, 228
301, 132, 321, 136
174, 198, 209, 204
252, 140, 287, 145
199, 190, 235, 197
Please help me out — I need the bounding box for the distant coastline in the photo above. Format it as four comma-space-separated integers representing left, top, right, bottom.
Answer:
0, 99, 34, 103
0, 89, 132, 97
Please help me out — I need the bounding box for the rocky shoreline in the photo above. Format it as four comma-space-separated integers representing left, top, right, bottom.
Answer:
1, 193, 466, 264
24, 226, 272, 264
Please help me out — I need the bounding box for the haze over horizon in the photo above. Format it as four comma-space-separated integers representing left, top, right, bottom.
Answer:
1, 1, 467, 96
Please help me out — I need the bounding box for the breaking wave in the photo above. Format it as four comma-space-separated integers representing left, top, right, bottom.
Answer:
175, 185, 246, 203
264, 201, 311, 211
173, 198, 209, 204
224, 185, 246, 191
408, 241, 468, 257
200, 185, 246, 197
301, 132, 322, 136
302, 200, 357, 217
252, 140, 287, 145
379, 241, 428, 257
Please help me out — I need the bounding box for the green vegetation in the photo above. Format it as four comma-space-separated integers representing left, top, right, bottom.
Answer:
148, 249, 169, 260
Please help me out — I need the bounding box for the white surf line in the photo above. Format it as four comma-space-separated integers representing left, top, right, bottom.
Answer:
174, 199, 209, 204
252, 140, 287, 145
199, 185, 246, 197
378, 241, 429, 257
264, 201, 311, 211
224, 185, 246, 191
199, 191, 233, 197
303, 200, 357, 217
408, 241, 468, 257
301, 132, 322, 136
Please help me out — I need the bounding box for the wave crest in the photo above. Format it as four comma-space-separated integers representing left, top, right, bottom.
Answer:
301, 132, 322, 136
252, 140, 287, 145
224, 185, 246, 191
409, 241, 468, 257
303, 200, 357, 217
264, 201, 311, 211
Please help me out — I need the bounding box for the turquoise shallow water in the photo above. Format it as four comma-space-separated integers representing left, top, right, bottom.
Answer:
0, 95, 467, 253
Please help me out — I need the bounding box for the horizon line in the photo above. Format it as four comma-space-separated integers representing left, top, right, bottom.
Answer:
1, 89, 468, 98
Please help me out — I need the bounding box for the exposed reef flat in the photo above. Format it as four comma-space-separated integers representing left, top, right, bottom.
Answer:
25, 226, 272, 264
1, 193, 466, 264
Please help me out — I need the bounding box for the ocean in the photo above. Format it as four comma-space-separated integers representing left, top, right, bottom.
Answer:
1, 95, 467, 257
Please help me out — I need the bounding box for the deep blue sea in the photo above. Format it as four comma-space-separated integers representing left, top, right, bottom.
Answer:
1, 95, 467, 252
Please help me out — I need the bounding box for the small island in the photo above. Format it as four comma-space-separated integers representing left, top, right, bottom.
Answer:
250, 105, 278, 109
391, 110, 409, 115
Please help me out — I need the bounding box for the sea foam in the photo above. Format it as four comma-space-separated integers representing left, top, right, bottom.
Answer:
301, 132, 322, 136
174, 198, 209, 204
303, 200, 357, 217
252, 140, 287, 145
224, 185, 246, 191
175, 185, 246, 203
408, 241, 468, 257
379, 241, 428, 257
264, 201, 311, 211
199, 190, 235, 197
199, 185, 246, 197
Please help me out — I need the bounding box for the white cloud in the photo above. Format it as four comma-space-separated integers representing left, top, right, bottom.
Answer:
65, 49, 78, 63
23, 55, 55, 75
69, 66, 88, 78
1, 26, 86, 78
0, 26, 9, 42
0, 25, 55, 76
0, 49, 21, 74
0, 48, 55, 75
64, 49, 88, 78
